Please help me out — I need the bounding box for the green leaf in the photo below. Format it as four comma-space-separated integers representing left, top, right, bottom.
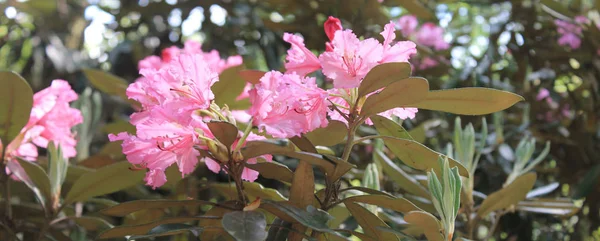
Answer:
65, 161, 145, 204
222, 211, 268, 241
344, 195, 421, 214
129, 223, 204, 240
541, 0, 575, 19
372, 115, 414, 141
404, 211, 444, 241
344, 201, 399, 241
207, 121, 239, 149
70, 216, 113, 231
213, 182, 286, 201
97, 216, 220, 239
360, 77, 429, 118
14, 158, 51, 204
47, 143, 67, 198
289, 161, 315, 208
375, 150, 430, 197
239, 70, 266, 85
102, 119, 136, 135
574, 164, 600, 199
411, 88, 524, 115
201, 203, 237, 241
304, 120, 347, 147
242, 141, 334, 176
0, 71, 33, 145
477, 173, 537, 217
100, 199, 217, 217
260, 200, 341, 236
82, 69, 139, 108
245, 162, 293, 183
358, 62, 412, 97
213, 66, 248, 108
290, 135, 318, 153
379, 136, 469, 177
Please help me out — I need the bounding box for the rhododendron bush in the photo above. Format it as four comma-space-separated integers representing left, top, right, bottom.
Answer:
0, 1, 595, 241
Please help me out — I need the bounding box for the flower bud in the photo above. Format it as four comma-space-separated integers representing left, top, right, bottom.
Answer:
232, 150, 244, 163
207, 140, 230, 164
324, 16, 342, 41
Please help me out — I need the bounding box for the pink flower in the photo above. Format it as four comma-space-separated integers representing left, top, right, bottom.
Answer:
418, 57, 439, 70
327, 89, 417, 125
536, 88, 550, 101
249, 71, 329, 138
324, 16, 343, 51
555, 19, 583, 49
283, 33, 321, 76
415, 23, 450, 51
5, 80, 82, 181
319, 22, 416, 88
319, 30, 384, 88
204, 133, 272, 182
574, 15, 590, 25
397, 15, 418, 37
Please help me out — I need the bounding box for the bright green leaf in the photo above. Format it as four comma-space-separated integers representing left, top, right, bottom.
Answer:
477, 173, 537, 217
375, 150, 430, 197
410, 88, 524, 115
361, 77, 429, 118
65, 161, 145, 204
0, 71, 33, 145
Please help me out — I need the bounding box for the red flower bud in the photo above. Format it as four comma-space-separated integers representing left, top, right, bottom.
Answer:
324, 16, 342, 41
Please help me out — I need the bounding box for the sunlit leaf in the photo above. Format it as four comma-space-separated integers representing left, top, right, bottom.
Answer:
372, 115, 414, 141
375, 150, 430, 197
478, 173, 537, 217
344, 194, 421, 214
213, 66, 248, 108
304, 120, 348, 147
47, 142, 67, 200
526, 182, 559, 199
0, 71, 33, 145
358, 62, 412, 97
70, 216, 114, 231
222, 211, 268, 241
516, 198, 580, 217
83, 69, 140, 108
65, 161, 145, 204
404, 211, 443, 241
410, 88, 524, 115
378, 136, 469, 176
361, 77, 429, 118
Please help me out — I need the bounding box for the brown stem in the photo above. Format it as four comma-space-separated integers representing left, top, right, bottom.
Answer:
231, 163, 247, 207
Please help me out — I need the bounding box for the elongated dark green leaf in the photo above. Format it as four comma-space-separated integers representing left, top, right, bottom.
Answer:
372, 115, 414, 141
128, 223, 205, 240
0, 71, 33, 145
15, 158, 51, 204
245, 162, 293, 183
290, 136, 317, 153
344, 201, 399, 241
288, 159, 315, 241
201, 203, 237, 241
100, 199, 218, 217
404, 211, 443, 241
358, 62, 412, 97
304, 120, 347, 147
478, 173, 537, 217
213, 66, 247, 108
47, 142, 67, 198
375, 150, 430, 197
344, 194, 420, 214
83, 69, 139, 107
65, 161, 145, 204
213, 182, 286, 201
379, 136, 469, 176
361, 77, 429, 118
574, 164, 600, 199
260, 200, 340, 236
222, 211, 268, 241
70, 216, 113, 231
207, 121, 239, 149
242, 141, 335, 176
266, 218, 292, 241
410, 88, 524, 115
97, 216, 220, 239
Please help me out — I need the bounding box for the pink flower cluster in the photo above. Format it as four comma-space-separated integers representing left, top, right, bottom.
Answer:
272, 17, 418, 127
5, 80, 82, 181
555, 18, 584, 49
536, 88, 572, 122
111, 41, 270, 188
396, 15, 450, 70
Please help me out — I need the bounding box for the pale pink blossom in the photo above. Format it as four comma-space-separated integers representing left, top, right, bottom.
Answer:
555, 19, 582, 49
574, 15, 590, 25
380, 22, 418, 64
327, 89, 417, 125
536, 88, 550, 101
397, 15, 418, 37
418, 57, 439, 70
249, 71, 329, 138
283, 33, 321, 76
5, 80, 82, 181
558, 33, 581, 49
415, 23, 450, 51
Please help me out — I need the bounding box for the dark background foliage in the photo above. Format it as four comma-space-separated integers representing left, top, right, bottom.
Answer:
1, 0, 599, 240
